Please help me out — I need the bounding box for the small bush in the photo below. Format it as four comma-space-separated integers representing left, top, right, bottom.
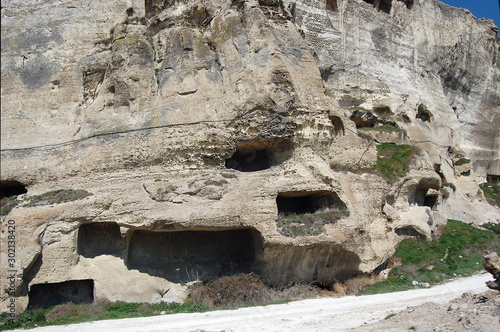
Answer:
25, 189, 92, 207
385, 313, 396, 320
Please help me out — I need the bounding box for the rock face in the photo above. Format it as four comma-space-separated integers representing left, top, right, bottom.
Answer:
0, 0, 499, 311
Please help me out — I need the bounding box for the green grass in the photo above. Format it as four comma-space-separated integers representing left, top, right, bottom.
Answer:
358, 124, 401, 132
360, 220, 500, 295
277, 211, 349, 237
25, 189, 92, 207
374, 143, 416, 182
480, 181, 500, 207
0, 300, 207, 331
334, 143, 415, 183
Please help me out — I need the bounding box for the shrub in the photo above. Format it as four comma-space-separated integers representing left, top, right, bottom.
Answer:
189, 273, 273, 308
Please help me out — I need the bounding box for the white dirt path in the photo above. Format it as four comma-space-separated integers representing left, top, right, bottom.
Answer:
10, 273, 493, 332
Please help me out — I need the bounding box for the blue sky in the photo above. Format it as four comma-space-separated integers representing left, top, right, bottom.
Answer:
440, 0, 500, 28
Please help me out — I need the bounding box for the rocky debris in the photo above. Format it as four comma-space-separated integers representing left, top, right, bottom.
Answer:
483, 252, 500, 291
355, 291, 500, 331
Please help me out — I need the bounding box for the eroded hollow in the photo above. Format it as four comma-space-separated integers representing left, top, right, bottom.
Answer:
277, 191, 347, 217
262, 243, 361, 286
416, 104, 433, 123
225, 139, 293, 172
330, 116, 345, 137
378, 0, 392, 14
326, 0, 338, 12
27, 279, 94, 310
78, 222, 125, 258
127, 229, 261, 283
0, 180, 27, 199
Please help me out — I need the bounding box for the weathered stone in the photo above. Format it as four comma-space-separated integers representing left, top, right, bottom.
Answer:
483, 252, 500, 291
1, 0, 499, 311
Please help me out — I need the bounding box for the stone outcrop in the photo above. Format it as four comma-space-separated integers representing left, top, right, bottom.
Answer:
1, 0, 499, 311
484, 252, 500, 291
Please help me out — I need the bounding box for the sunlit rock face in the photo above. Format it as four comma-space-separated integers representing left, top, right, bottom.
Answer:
1, 0, 498, 311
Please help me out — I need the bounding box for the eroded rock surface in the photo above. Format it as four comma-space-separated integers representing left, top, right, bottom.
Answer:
1, 0, 499, 311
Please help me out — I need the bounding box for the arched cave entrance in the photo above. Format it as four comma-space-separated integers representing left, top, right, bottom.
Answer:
127, 228, 262, 283
277, 191, 347, 217
77, 222, 125, 258
225, 139, 292, 172
27, 279, 94, 310
0, 180, 27, 199
409, 183, 439, 209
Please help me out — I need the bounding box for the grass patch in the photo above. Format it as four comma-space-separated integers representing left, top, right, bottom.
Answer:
0, 299, 208, 330
374, 143, 415, 182
479, 181, 500, 207
360, 220, 500, 295
277, 211, 349, 237
0, 196, 20, 216
334, 143, 415, 183
25, 189, 92, 207
385, 313, 396, 320
0, 310, 47, 331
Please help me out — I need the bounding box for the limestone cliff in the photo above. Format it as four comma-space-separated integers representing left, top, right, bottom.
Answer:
1, 0, 499, 311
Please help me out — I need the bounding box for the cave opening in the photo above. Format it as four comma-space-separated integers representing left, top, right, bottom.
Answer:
127, 229, 261, 283
225, 140, 292, 172
350, 109, 377, 128
487, 174, 500, 182
416, 104, 433, 123
276, 191, 347, 217
27, 279, 94, 310
326, 0, 338, 12
225, 148, 270, 172
395, 226, 426, 239
409, 187, 438, 209
398, 0, 413, 10
78, 222, 125, 258
0, 180, 27, 199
